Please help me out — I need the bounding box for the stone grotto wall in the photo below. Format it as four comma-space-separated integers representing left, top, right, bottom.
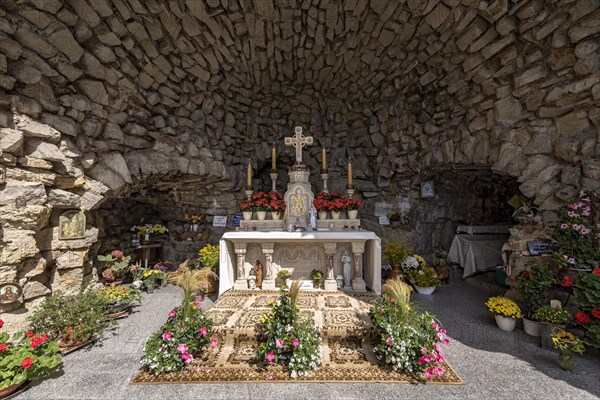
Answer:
0, 0, 598, 321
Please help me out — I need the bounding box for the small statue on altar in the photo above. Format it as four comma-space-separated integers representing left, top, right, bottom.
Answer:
342, 250, 352, 289
255, 260, 263, 288
309, 204, 317, 231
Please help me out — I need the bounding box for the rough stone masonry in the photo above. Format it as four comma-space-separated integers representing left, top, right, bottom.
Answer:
0, 0, 598, 323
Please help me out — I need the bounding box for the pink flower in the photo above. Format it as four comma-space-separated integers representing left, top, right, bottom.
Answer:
419, 356, 427, 365
182, 352, 194, 364
424, 368, 434, 378
572, 224, 580, 230
420, 348, 428, 355
266, 352, 276, 362
385, 337, 393, 346
168, 310, 176, 318
210, 339, 219, 347
568, 211, 577, 218
200, 326, 208, 336
162, 331, 172, 341
437, 354, 445, 363
292, 338, 299, 348
560, 223, 569, 230
435, 367, 444, 376
275, 338, 284, 348
434, 344, 442, 352
581, 228, 590, 235
568, 258, 576, 265
177, 343, 188, 354
111, 250, 124, 258
442, 338, 449, 345
266, 374, 277, 380
195, 298, 203, 308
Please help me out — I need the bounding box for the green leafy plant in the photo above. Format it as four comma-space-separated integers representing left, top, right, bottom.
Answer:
28, 291, 113, 346
406, 267, 441, 288
369, 280, 449, 378
197, 244, 220, 269
256, 281, 322, 378
309, 269, 323, 281
0, 319, 62, 390
512, 200, 539, 219
515, 263, 557, 318
97, 250, 131, 280
97, 284, 142, 305
533, 306, 572, 325
383, 241, 413, 266
571, 268, 600, 347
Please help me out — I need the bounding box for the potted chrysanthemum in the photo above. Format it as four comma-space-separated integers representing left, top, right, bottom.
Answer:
485, 296, 521, 331
406, 267, 442, 295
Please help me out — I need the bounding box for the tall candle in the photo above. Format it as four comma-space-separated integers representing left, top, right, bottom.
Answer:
271, 146, 276, 170
347, 161, 353, 186
247, 162, 252, 187
322, 147, 327, 170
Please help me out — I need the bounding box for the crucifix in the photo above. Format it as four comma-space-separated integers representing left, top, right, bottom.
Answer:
284, 126, 313, 164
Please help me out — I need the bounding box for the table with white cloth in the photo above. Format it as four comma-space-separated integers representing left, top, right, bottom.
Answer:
456, 224, 512, 235
219, 230, 381, 295
448, 233, 508, 278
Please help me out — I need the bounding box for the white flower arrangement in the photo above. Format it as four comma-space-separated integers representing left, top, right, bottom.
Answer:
401, 256, 420, 271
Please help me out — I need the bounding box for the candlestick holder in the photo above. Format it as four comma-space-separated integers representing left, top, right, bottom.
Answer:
346, 184, 355, 198
270, 171, 278, 192
320, 171, 329, 193
245, 187, 253, 201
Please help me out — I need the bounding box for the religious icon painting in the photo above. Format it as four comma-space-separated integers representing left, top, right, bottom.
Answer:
0, 282, 23, 304
420, 181, 435, 198
59, 210, 86, 240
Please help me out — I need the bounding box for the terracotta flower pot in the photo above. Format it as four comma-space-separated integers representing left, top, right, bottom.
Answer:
0, 381, 29, 399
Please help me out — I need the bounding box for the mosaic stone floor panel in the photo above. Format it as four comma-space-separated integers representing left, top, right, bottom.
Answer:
132, 290, 463, 384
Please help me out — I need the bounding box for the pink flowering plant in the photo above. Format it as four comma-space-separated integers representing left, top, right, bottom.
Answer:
97, 249, 131, 281
369, 280, 449, 378
552, 191, 599, 270
141, 306, 216, 375
256, 282, 322, 378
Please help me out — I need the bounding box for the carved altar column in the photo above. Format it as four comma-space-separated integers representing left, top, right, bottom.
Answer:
233, 242, 248, 290
261, 243, 277, 290
351, 241, 366, 291
323, 242, 338, 291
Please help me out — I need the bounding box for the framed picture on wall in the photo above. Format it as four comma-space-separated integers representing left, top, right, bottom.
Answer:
421, 181, 435, 198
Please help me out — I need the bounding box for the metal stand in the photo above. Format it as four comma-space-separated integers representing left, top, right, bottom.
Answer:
321, 171, 329, 193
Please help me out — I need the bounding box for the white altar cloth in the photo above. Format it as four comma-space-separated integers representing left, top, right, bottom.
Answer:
219, 231, 381, 295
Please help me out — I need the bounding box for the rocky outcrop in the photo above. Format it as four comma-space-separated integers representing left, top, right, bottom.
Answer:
0, 0, 598, 320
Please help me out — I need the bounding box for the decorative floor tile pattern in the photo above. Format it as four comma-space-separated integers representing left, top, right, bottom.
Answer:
132, 290, 463, 384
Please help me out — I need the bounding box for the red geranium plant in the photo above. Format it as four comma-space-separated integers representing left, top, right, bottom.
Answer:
268, 191, 286, 213
314, 192, 347, 212
239, 199, 253, 212
346, 198, 363, 210
252, 191, 270, 211
0, 319, 62, 390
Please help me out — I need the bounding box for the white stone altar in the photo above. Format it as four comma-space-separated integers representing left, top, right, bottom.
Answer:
218, 231, 381, 295
221, 125, 379, 295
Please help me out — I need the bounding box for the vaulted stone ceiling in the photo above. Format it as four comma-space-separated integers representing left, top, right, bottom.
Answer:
0, 0, 599, 208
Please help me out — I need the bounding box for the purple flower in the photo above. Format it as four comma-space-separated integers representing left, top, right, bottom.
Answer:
560, 223, 569, 230
567, 211, 577, 218
568, 258, 576, 264
275, 338, 284, 348
581, 228, 591, 235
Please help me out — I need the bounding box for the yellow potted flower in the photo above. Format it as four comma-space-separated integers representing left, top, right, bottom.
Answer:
485, 296, 521, 331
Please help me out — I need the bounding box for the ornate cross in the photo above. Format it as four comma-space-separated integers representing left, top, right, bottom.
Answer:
284, 126, 313, 164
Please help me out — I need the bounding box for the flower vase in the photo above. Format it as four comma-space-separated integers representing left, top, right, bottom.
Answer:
242, 211, 253, 220
271, 211, 281, 220
331, 211, 341, 220
558, 349, 574, 371
318, 211, 328, 220
494, 315, 517, 331
144, 233, 150, 242
145, 282, 155, 293
389, 265, 403, 281
256, 211, 267, 220
523, 317, 542, 337
191, 223, 199, 232
347, 209, 358, 219
414, 285, 436, 295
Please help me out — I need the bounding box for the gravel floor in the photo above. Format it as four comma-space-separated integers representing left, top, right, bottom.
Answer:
15, 280, 600, 400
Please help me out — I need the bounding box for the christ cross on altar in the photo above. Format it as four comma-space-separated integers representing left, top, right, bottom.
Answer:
284, 126, 313, 164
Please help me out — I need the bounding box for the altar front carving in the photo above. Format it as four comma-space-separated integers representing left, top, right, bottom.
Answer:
219, 125, 380, 295
218, 231, 381, 295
